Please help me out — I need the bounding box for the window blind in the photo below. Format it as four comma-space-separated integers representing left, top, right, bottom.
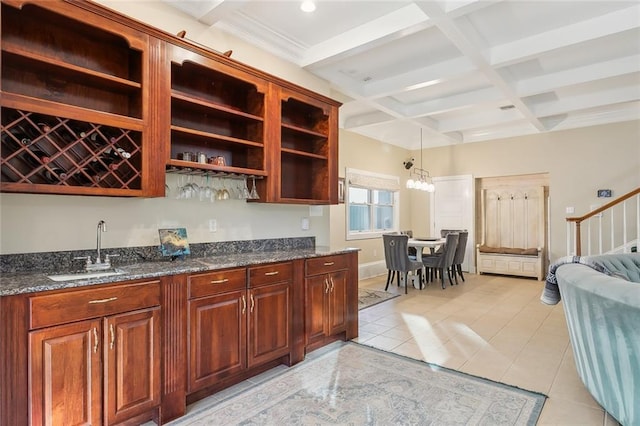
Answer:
346, 168, 400, 191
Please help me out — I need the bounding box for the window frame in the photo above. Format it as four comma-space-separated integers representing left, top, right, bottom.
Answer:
345, 169, 400, 241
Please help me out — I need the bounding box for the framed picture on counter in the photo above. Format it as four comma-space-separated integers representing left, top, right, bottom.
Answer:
159, 228, 190, 258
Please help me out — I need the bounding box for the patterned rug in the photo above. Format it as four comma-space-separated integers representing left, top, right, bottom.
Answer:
358, 288, 400, 310
168, 342, 546, 425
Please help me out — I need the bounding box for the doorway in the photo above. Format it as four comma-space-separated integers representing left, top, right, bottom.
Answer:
430, 175, 474, 273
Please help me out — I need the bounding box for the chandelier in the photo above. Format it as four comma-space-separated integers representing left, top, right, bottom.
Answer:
404, 129, 435, 192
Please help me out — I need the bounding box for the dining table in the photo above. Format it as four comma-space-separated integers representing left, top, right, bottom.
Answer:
408, 237, 446, 261
406, 237, 446, 289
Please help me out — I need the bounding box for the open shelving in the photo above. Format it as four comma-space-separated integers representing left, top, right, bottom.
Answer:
0, 1, 152, 195
169, 57, 267, 177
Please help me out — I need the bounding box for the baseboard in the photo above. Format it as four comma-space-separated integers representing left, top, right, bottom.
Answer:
358, 260, 387, 280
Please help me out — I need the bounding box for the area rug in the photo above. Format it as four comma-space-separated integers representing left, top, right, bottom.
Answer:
168, 342, 546, 425
358, 288, 400, 310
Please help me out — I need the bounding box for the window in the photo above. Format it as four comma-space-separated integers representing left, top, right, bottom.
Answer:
346, 169, 399, 240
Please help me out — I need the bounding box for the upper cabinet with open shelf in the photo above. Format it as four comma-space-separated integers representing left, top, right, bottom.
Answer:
166, 46, 268, 178
0, 0, 340, 203
263, 86, 340, 204
0, 0, 162, 196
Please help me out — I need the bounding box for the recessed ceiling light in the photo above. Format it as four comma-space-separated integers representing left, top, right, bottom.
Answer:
300, 0, 316, 13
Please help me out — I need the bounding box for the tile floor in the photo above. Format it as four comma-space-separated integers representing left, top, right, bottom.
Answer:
357, 272, 621, 426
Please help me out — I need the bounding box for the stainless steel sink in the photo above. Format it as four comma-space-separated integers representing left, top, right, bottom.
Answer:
47, 270, 126, 282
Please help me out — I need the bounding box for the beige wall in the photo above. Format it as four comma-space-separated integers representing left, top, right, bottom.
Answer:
0, 0, 337, 255
328, 121, 639, 274
329, 130, 414, 266
2, 1, 638, 269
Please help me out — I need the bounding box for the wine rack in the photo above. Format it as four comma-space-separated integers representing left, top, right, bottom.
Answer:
1, 108, 142, 189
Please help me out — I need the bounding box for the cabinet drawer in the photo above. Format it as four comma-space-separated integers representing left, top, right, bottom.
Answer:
306, 255, 348, 276
248, 262, 293, 287
189, 268, 246, 299
29, 280, 161, 330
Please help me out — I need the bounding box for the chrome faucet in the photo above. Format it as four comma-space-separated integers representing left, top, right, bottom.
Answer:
75, 220, 117, 271
96, 220, 106, 265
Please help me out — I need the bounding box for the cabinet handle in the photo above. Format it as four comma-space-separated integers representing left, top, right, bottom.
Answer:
250, 294, 255, 313
264, 271, 279, 276
88, 297, 118, 304
93, 327, 98, 353
324, 262, 335, 266
109, 324, 115, 350
241, 295, 246, 314
324, 278, 330, 294
330, 276, 335, 292
210, 278, 229, 284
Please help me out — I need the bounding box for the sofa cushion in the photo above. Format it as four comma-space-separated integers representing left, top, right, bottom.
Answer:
584, 253, 640, 282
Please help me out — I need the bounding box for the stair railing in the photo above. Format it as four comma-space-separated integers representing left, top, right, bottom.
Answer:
566, 187, 640, 256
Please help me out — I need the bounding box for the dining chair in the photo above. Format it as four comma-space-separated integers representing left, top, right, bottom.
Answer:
422, 232, 459, 289
382, 233, 424, 294
400, 230, 417, 257
451, 230, 469, 284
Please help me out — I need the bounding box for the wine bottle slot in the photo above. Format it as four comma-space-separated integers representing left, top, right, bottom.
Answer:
45, 167, 68, 182
104, 146, 132, 159
2, 127, 33, 146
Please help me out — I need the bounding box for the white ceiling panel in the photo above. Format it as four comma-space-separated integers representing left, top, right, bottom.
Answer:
162, 0, 640, 149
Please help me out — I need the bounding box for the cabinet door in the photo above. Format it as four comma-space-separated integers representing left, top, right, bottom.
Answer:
327, 271, 347, 335
188, 290, 247, 392
104, 307, 161, 425
29, 319, 102, 426
247, 282, 291, 367
304, 274, 329, 347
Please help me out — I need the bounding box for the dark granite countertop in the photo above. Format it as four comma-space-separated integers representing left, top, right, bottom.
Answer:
0, 246, 359, 297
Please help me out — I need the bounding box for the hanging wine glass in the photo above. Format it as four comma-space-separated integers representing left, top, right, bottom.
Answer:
241, 176, 251, 200
249, 176, 259, 200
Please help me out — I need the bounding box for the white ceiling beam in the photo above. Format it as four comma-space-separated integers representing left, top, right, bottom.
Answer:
362, 57, 475, 98
489, 5, 640, 67
517, 55, 640, 97
343, 111, 396, 129
441, 0, 504, 16
437, 108, 523, 133
300, 4, 431, 68
404, 87, 503, 117
532, 86, 640, 117
550, 103, 640, 130
415, 1, 546, 132
197, 0, 250, 25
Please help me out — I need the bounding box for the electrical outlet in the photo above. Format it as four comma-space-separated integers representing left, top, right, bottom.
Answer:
301, 217, 310, 230
373, 249, 377, 257
209, 219, 217, 232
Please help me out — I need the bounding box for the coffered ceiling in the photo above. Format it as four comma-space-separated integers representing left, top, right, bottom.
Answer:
162, 0, 640, 150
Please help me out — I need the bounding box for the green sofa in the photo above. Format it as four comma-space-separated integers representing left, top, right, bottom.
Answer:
554, 253, 640, 426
